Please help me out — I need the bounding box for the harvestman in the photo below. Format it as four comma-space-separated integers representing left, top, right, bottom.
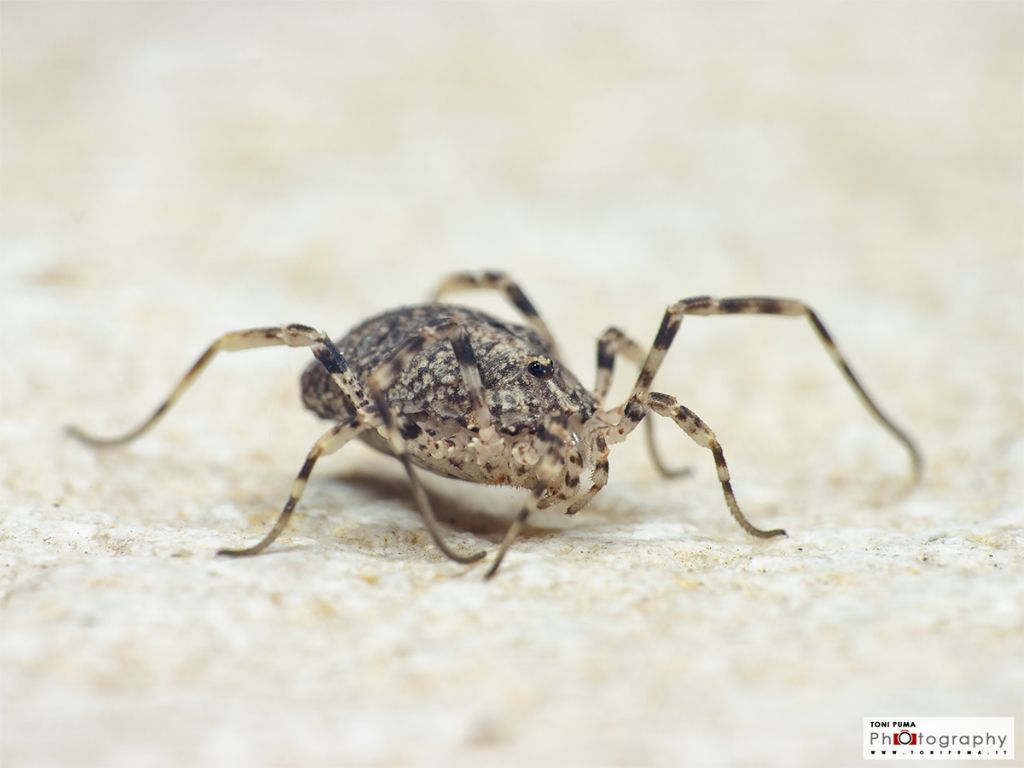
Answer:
69, 271, 922, 578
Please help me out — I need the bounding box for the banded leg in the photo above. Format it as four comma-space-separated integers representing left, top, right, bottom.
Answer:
429, 270, 559, 356
564, 433, 609, 515
537, 438, 582, 510
646, 391, 785, 538
68, 324, 369, 446
614, 296, 922, 481
534, 402, 592, 511
368, 319, 498, 565
595, 327, 690, 479
219, 416, 369, 557
485, 414, 570, 579
594, 327, 645, 404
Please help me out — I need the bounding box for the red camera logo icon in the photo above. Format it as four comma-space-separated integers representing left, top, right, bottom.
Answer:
895, 729, 918, 745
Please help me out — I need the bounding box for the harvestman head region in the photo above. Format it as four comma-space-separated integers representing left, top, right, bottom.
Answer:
68, 270, 922, 578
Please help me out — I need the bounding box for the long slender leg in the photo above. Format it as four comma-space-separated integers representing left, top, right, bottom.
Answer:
429, 270, 560, 357
594, 327, 643, 404
485, 488, 544, 579
612, 296, 922, 481
594, 327, 690, 479
645, 391, 786, 538
367, 319, 499, 565
68, 324, 370, 446
485, 414, 570, 579
218, 416, 369, 557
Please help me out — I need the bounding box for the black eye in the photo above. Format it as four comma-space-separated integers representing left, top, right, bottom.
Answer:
527, 358, 554, 379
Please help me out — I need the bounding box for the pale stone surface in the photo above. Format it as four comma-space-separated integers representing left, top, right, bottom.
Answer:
1, 4, 1021, 767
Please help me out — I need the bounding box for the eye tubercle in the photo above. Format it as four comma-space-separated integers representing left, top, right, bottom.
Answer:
526, 357, 555, 380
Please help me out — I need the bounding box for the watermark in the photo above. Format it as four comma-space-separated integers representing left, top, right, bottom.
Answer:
864, 717, 1014, 760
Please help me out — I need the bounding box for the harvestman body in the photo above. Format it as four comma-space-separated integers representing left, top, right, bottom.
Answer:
69, 271, 922, 578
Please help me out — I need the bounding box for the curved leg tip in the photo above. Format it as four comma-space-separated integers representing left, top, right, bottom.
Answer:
747, 526, 787, 539
462, 549, 488, 565
441, 547, 488, 566
216, 544, 266, 558
662, 465, 694, 480
483, 549, 511, 579
66, 423, 136, 448
66, 424, 101, 445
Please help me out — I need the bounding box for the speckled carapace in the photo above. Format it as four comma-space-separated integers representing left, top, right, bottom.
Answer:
69, 270, 921, 578
301, 304, 597, 486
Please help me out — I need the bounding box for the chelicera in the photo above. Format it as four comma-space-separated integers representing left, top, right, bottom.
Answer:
69, 271, 921, 578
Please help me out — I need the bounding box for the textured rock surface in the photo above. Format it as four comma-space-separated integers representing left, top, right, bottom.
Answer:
2, 4, 1021, 766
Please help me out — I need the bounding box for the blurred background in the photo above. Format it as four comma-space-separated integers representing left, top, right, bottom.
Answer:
2, 3, 1021, 767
